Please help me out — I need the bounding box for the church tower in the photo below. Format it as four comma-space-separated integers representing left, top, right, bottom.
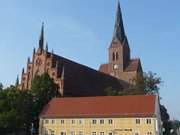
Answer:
108, 1, 130, 77
99, 1, 142, 88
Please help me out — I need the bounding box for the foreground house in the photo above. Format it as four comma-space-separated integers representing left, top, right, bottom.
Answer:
39, 95, 162, 135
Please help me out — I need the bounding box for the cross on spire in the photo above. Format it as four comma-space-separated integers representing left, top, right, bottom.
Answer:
113, 0, 126, 43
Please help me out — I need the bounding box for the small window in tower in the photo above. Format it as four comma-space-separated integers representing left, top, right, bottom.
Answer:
116, 52, 119, 60
112, 52, 115, 61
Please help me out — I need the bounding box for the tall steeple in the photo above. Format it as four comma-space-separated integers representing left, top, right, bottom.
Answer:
113, 0, 126, 43
39, 22, 44, 51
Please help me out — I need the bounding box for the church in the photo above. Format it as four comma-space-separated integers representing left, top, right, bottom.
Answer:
17, 1, 142, 96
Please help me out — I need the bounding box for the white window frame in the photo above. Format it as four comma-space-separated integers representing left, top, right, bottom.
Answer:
92, 132, 96, 135
70, 131, 75, 135
92, 119, 97, 124
100, 119, 104, 124
135, 119, 140, 124
100, 132, 105, 135
108, 119, 113, 124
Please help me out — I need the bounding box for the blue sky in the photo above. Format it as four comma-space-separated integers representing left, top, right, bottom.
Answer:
0, 0, 179, 119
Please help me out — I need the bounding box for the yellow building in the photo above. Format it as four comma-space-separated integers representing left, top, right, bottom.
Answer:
39, 95, 162, 135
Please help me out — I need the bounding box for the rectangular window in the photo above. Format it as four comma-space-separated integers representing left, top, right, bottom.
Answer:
60, 119, 64, 124
100, 132, 105, 135
61, 131, 66, 135
72, 119, 75, 124
79, 131, 83, 135
79, 119, 84, 124
70, 131, 75, 135
100, 119, 104, 124
51, 131, 55, 135
135, 119, 140, 124
108, 119, 113, 124
146, 119, 151, 124
92, 119, 97, 124
109, 132, 113, 135
92, 132, 96, 135
45, 119, 49, 124
45, 129, 48, 135
147, 132, 152, 135
52, 119, 55, 124
134, 132, 139, 135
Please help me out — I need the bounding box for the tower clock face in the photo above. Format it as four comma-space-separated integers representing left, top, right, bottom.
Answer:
113, 64, 118, 69
36, 58, 42, 66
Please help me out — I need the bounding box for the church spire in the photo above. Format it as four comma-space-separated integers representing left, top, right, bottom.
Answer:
113, 0, 126, 43
39, 22, 44, 51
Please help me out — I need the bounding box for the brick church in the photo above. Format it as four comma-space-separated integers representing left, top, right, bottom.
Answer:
17, 1, 142, 96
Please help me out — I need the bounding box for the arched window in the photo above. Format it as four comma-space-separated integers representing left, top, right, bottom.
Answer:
112, 52, 115, 61
116, 52, 118, 60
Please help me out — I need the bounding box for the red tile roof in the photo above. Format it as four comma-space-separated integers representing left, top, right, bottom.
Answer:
40, 95, 156, 118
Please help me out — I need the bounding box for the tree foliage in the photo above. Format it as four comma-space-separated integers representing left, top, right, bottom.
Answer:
31, 73, 60, 133
0, 83, 3, 91
0, 73, 59, 135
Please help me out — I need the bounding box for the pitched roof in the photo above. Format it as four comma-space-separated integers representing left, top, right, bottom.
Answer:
125, 58, 141, 72
99, 63, 109, 74
40, 95, 156, 118
47, 52, 122, 96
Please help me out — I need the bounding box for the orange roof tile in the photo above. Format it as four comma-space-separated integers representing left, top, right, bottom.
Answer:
40, 95, 156, 118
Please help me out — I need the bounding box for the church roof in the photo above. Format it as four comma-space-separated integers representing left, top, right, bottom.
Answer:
40, 95, 156, 118
99, 63, 109, 74
47, 52, 122, 96
125, 58, 141, 72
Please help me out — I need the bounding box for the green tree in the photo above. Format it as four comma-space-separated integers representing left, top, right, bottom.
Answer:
30, 73, 60, 134
0, 83, 3, 91
0, 86, 33, 135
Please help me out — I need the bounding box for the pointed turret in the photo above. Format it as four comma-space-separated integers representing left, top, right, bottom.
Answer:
113, 1, 126, 43
33, 47, 36, 55
46, 42, 48, 52
27, 57, 30, 64
22, 68, 24, 74
39, 22, 44, 51
15, 75, 19, 86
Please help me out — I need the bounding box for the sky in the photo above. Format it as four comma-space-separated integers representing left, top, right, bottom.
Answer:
0, 0, 179, 119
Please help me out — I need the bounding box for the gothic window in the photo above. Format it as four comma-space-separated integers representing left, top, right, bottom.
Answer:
112, 52, 115, 61
116, 52, 119, 60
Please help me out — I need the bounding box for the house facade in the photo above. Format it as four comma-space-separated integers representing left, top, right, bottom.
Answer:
39, 95, 162, 135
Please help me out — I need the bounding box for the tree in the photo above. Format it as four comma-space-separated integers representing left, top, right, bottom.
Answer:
0, 86, 33, 135
30, 73, 60, 134
0, 83, 3, 91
